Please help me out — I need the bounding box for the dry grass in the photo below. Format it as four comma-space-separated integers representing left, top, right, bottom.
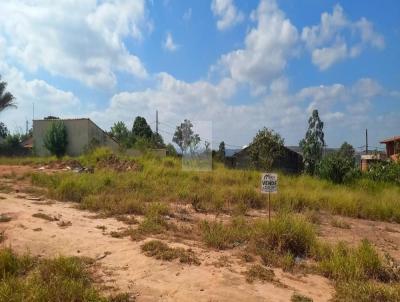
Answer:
141, 240, 200, 265
245, 264, 276, 283
32, 213, 58, 221
0, 214, 11, 223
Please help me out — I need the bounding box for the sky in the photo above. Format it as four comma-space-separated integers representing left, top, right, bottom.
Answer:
0, 0, 399, 152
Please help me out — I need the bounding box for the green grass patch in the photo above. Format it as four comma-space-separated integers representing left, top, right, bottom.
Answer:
0, 248, 129, 301
291, 293, 313, 302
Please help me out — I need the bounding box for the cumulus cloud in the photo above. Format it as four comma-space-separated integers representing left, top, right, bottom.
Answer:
163, 32, 179, 52
211, 0, 244, 31
302, 4, 384, 70
217, 0, 298, 93
0, 63, 80, 132
0, 0, 149, 88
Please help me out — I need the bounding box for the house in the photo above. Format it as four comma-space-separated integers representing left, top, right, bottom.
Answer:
226, 145, 303, 173
380, 136, 400, 161
33, 118, 119, 156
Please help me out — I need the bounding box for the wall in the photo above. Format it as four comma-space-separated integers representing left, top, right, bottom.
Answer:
33, 119, 89, 156
33, 119, 119, 157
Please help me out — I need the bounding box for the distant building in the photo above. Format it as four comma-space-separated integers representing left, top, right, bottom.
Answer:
380, 136, 400, 161
33, 118, 119, 156
226, 145, 303, 173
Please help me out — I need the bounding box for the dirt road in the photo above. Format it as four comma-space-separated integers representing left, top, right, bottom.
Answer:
0, 191, 333, 302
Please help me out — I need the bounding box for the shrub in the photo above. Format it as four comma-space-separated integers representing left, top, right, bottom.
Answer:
200, 217, 252, 249
43, 121, 68, 158
254, 213, 316, 257
334, 281, 400, 302
317, 152, 359, 184
245, 264, 276, 283
366, 161, 400, 185
319, 240, 389, 282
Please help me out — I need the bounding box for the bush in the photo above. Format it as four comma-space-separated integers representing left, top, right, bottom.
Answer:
366, 161, 400, 185
43, 121, 68, 158
317, 152, 359, 184
254, 213, 316, 257
319, 240, 389, 282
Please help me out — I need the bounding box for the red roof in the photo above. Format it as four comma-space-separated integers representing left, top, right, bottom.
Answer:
380, 136, 400, 144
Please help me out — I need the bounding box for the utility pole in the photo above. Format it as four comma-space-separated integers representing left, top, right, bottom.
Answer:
365, 128, 368, 155
156, 110, 159, 134
26, 120, 28, 135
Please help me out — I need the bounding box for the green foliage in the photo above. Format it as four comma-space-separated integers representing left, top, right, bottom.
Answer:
254, 213, 316, 257
166, 143, 178, 157
300, 109, 325, 174
291, 293, 313, 302
110, 121, 132, 148
217, 141, 225, 162
0, 123, 8, 139
334, 281, 400, 302
366, 160, 400, 185
132, 116, 152, 140
0, 133, 29, 156
0, 248, 115, 302
317, 144, 360, 184
172, 119, 200, 154
249, 127, 284, 171
245, 264, 275, 283
43, 121, 68, 158
318, 240, 390, 282
0, 75, 16, 112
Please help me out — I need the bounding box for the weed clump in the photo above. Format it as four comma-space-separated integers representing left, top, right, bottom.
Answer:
0, 214, 11, 223
32, 213, 58, 221
254, 213, 316, 257
245, 264, 276, 283
0, 248, 120, 301
141, 240, 200, 265
291, 293, 313, 302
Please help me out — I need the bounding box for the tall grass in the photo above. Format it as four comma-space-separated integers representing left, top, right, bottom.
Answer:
28, 153, 400, 223
0, 248, 125, 302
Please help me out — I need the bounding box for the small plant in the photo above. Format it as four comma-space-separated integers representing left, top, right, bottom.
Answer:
141, 240, 200, 265
96, 225, 107, 231
32, 213, 57, 221
291, 293, 313, 302
43, 121, 68, 158
57, 220, 72, 228
0, 214, 11, 223
331, 218, 351, 229
245, 264, 275, 283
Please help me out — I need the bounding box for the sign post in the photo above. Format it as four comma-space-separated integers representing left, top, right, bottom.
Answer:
261, 173, 278, 222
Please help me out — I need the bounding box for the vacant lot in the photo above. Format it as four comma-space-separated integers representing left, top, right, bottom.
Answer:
1, 151, 400, 301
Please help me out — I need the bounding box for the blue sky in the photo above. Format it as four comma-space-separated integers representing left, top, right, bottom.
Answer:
0, 0, 399, 151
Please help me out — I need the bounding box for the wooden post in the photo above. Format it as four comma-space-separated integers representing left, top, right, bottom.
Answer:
268, 191, 271, 222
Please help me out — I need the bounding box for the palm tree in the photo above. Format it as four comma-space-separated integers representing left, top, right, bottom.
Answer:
0, 76, 16, 112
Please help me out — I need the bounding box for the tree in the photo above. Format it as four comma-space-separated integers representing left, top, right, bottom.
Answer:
0, 76, 16, 112
338, 141, 355, 161
249, 127, 284, 171
166, 143, 178, 157
132, 116, 152, 139
43, 121, 68, 158
299, 109, 325, 174
173, 119, 200, 154
150, 132, 165, 148
0, 122, 8, 139
44, 116, 60, 120
110, 121, 131, 147
217, 141, 226, 162
317, 142, 357, 184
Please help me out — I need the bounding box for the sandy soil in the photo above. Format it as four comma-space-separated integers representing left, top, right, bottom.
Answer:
2, 164, 399, 301
0, 187, 333, 301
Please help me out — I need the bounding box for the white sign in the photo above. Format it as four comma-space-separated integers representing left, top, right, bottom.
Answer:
261, 173, 278, 193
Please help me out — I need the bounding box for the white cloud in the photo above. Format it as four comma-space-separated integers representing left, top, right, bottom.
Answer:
183, 8, 192, 21
302, 4, 384, 70
0, 63, 80, 132
211, 0, 244, 31
163, 32, 179, 52
0, 0, 149, 88
217, 0, 298, 92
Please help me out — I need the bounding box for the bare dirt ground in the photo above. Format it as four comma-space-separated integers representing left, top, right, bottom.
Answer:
1, 164, 399, 301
